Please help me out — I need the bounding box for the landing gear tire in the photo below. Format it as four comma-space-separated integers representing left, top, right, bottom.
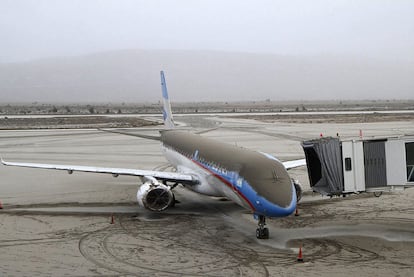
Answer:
256, 227, 269, 239
256, 215, 269, 239
264, 228, 269, 238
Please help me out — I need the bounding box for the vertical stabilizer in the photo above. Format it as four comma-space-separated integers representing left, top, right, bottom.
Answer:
160, 71, 175, 129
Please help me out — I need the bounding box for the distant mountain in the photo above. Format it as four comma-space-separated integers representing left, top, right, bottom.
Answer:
0, 49, 413, 102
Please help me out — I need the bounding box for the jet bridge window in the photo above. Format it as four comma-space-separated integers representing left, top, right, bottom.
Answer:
406, 142, 414, 182
345, 157, 352, 171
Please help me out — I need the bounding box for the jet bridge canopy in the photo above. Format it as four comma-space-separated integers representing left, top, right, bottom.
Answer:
302, 137, 344, 195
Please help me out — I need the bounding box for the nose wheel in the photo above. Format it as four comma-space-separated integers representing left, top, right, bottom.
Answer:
256, 215, 269, 239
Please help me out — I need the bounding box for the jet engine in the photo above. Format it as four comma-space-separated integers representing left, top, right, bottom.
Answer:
137, 178, 174, 212
292, 179, 303, 202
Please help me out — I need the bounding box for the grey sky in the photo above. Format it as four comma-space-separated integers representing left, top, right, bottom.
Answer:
1, 1, 413, 102
1, 0, 414, 63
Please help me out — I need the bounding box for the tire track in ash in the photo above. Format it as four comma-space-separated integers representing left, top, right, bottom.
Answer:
79, 223, 192, 276
201, 221, 270, 277
252, 237, 381, 268
119, 214, 269, 276
118, 215, 239, 276
78, 214, 270, 276
303, 238, 381, 264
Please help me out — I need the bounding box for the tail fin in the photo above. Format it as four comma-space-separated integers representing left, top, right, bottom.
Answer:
160, 71, 175, 129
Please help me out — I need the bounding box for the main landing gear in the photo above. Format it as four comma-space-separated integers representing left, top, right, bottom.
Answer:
256, 215, 269, 239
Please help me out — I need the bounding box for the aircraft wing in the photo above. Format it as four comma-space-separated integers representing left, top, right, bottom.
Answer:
282, 159, 307, 170
260, 151, 306, 170
1, 158, 198, 185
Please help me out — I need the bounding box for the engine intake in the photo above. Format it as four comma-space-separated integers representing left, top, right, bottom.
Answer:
137, 180, 174, 212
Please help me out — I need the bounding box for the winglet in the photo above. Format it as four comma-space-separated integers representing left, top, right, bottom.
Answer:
160, 71, 175, 129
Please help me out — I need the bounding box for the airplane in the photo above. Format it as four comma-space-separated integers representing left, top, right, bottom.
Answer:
1, 71, 306, 239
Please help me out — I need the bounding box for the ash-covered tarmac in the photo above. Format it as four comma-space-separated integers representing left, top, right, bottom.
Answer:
1, 114, 414, 276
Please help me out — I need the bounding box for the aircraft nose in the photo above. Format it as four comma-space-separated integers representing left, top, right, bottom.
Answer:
249, 166, 297, 217
240, 153, 297, 217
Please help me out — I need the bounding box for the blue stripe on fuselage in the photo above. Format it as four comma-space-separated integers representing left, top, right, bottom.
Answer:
191, 157, 297, 218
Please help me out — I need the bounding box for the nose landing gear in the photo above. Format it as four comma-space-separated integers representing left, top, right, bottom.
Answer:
256, 215, 269, 239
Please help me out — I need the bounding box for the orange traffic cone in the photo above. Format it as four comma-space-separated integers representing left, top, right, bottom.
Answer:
297, 245, 304, 262
110, 213, 114, 224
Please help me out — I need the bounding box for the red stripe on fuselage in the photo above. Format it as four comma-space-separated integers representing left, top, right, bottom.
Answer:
190, 159, 256, 211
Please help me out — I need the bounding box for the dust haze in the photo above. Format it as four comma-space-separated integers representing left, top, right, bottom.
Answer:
0, 50, 413, 103
0, 1, 413, 102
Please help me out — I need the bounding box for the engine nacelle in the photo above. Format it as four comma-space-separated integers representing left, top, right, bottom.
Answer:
137, 180, 174, 212
292, 179, 303, 202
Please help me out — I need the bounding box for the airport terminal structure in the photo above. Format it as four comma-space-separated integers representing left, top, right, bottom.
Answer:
302, 135, 414, 196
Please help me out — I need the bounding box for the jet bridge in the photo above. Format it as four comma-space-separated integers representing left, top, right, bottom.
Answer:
302, 135, 414, 196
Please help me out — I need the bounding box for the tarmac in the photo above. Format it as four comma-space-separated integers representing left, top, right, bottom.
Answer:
0, 114, 413, 276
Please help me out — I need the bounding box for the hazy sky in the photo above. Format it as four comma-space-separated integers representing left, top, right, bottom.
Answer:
1, 0, 414, 63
